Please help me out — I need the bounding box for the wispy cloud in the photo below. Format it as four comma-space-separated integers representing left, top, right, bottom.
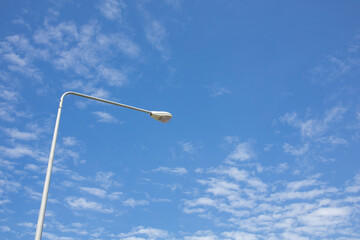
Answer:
123, 198, 149, 208
24, 186, 42, 200
0, 86, 18, 101
97, 65, 128, 87
153, 166, 188, 175
0, 226, 11, 232
310, 43, 360, 84
0, 35, 43, 81
117, 226, 169, 239
12, 17, 31, 30
208, 82, 231, 97
1, 20, 140, 95
92, 111, 118, 123
145, 20, 170, 60
210, 167, 248, 182
138, 4, 170, 61
24, 163, 40, 171
222, 231, 258, 240
79, 187, 107, 198
279, 106, 349, 155
282, 142, 309, 156
345, 172, 360, 193
269, 187, 337, 201
0, 159, 16, 170
0, 178, 21, 194
2, 128, 37, 141
163, 0, 181, 10
0, 102, 29, 122
79, 186, 122, 200
181, 163, 359, 239
184, 230, 219, 240
178, 141, 200, 154
226, 142, 255, 162
98, 0, 126, 21
63, 80, 110, 99
3, 53, 27, 67
0, 145, 37, 159
95, 171, 120, 189
62, 136, 78, 146
66, 197, 113, 213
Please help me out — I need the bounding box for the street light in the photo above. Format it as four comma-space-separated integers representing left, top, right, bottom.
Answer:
34, 91, 172, 240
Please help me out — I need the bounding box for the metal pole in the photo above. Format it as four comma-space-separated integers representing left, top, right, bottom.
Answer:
34, 101, 63, 240
34, 92, 153, 240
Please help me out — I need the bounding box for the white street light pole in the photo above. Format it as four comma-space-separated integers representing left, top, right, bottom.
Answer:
34, 91, 172, 240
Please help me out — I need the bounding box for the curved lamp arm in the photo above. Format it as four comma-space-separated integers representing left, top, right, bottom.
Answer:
35, 91, 172, 240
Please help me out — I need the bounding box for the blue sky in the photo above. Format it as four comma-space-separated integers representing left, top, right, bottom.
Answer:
1, 0, 360, 239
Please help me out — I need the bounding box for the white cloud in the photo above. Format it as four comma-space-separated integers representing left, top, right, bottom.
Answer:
208, 82, 231, 97
24, 163, 39, 171
275, 163, 288, 173
117, 226, 169, 239
62, 136, 78, 146
224, 136, 239, 144
179, 141, 197, 154
0, 86, 18, 101
299, 207, 351, 227
269, 187, 337, 201
92, 111, 118, 123
0, 104, 16, 122
186, 197, 218, 208
3, 52, 27, 66
324, 106, 347, 124
263, 143, 273, 151
227, 142, 255, 162
246, 177, 267, 192
211, 167, 248, 182
98, 0, 126, 21
181, 162, 360, 239
108, 191, 122, 200
12, 17, 31, 30
66, 197, 113, 213
0, 102, 29, 122
97, 65, 127, 87
123, 198, 149, 208
163, 0, 181, 10
280, 106, 347, 141
310, 51, 358, 83
0, 145, 36, 158
0, 158, 16, 170
0, 199, 10, 205
345, 173, 360, 193
0, 35, 43, 81
321, 135, 347, 145
95, 171, 119, 189
3, 128, 37, 140
42, 232, 76, 240
21, 20, 140, 92
0, 226, 11, 232
63, 80, 110, 99
281, 232, 309, 240
79, 187, 107, 198
153, 166, 188, 175
184, 230, 218, 240
286, 179, 319, 191
282, 143, 309, 156
144, 17, 170, 60
24, 186, 42, 200
78, 187, 120, 201
18, 222, 35, 228
222, 231, 259, 240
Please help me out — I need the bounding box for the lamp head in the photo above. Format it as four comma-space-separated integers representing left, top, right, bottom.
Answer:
150, 111, 172, 123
